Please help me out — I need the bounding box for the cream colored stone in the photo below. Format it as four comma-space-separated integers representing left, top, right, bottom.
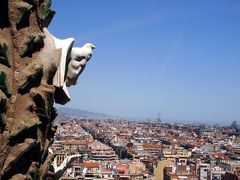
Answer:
43, 29, 95, 104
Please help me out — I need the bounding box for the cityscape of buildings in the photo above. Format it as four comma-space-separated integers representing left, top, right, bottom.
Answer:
50, 116, 240, 180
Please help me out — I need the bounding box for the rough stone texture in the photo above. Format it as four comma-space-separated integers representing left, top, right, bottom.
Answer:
0, 0, 58, 179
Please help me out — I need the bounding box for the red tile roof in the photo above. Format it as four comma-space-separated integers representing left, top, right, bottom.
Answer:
84, 162, 100, 168
62, 140, 93, 145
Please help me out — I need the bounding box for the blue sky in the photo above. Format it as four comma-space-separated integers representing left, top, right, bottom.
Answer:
50, 1, 240, 125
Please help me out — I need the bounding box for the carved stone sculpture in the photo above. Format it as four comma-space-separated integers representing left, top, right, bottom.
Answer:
52, 154, 82, 179
40, 28, 96, 105
66, 43, 95, 86
52, 35, 95, 104
0, 0, 95, 179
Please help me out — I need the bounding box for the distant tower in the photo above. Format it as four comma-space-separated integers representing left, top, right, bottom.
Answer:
195, 124, 205, 137
231, 121, 237, 129
157, 113, 161, 123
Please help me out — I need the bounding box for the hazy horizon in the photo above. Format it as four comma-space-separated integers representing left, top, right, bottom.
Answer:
50, 1, 240, 125
57, 106, 235, 127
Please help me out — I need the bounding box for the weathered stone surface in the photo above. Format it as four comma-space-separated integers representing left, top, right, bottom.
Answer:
0, 42, 11, 67
0, 1, 58, 179
0, 0, 94, 179
2, 139, 35, 173
0, 96, 7, 131
19, 34, 46, 57
0, 0, 10, 28
10, 174, 27, 180
16, 2, 33, 28
0, 114, 6, 132
38, 0, 55, 28
0, 71, 12, 98
18, 68, 43, 94
38, 0, 53, 21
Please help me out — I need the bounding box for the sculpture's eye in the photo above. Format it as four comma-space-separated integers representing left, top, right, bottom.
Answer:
76, 56, 85, 62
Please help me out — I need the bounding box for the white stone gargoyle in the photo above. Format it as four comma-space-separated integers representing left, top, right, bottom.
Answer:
42, 28, 95, 104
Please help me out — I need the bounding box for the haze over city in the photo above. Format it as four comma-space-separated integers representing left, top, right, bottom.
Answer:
50, 1, 240, 125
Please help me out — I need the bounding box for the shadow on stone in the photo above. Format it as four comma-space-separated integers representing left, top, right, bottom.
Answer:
0, 0, 10, 28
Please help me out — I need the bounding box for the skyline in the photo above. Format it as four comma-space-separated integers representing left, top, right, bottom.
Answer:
50, 1, 240, 125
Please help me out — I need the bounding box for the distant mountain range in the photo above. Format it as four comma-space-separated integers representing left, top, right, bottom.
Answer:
56, 107, 112, 119
56, 107, 148, 122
